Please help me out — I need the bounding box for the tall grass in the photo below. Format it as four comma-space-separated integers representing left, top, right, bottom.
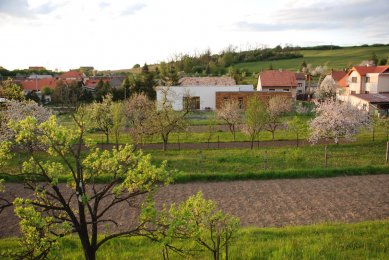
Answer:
1, 220, 388, 259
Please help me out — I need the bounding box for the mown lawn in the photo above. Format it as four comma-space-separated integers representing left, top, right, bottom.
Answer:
1, 220, 388, 259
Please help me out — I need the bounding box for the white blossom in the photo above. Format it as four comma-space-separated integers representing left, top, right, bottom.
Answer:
0, 100, 52, 142
309, 100, 370, 144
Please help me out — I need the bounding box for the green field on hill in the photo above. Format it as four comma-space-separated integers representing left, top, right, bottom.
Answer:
233, 45, 389, 73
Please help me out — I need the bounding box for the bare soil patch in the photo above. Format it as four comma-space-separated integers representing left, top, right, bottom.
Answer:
1, 175, 389, 238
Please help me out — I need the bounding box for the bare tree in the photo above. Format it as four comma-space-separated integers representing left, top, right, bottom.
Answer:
123, 93, 156, 146
266, 96, 292, 140
151, 87, 191, 151
217, 100, 241, 141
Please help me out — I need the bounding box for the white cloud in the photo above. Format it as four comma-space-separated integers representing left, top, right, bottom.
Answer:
0, 0, 388, 71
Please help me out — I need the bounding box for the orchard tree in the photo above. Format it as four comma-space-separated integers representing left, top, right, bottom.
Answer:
0, 100, 52, 142
0, 144, 12, 215
378, 116, 389, 141
0, 79, 24, 101
123, 93, 155, 146
0, 110, 171, 260
242, 97, 267, 149
287, 116, 308, 147
111, 102, 125, 149
266, 96, 292, 140
142, 192, 240, 260
6, 201, 69, 259
217, 99, 241, 141
151, 88, 191, 151
87, 95, 114, 144
315, 77, 338, 101
309, 100, 370, 144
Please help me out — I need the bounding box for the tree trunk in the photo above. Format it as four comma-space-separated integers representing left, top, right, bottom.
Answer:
296, 133, 299, 147
271, 131, 275, 140
162, 134, 169, 151
250, 134, 255, 149
105, 132, 109, 144
79, 232, 95, 260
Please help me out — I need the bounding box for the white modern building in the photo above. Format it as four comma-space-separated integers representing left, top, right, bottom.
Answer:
156, 84, 253, 111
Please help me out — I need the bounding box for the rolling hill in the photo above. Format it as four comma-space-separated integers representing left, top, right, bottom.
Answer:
233, 45, 389, 73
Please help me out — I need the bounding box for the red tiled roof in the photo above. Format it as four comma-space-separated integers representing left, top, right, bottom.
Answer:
338, 74, 349, 88
352, 93, 389, 103
295, 73, 305, 80
84, 79, 109, 89
20, 78, 58, 91
349, 66, 389, 76
259, 70, 297, 87
331, 71, 347, 82
179, 76, 236, 86
59, 70, 83, 80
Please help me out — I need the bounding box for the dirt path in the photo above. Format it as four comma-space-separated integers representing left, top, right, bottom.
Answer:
1, 175, 389, 238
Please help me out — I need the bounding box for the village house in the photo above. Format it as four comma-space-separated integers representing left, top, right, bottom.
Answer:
257, 70, 298, 98
323, 70, 347, 88
337, 66, 389, 115
295, 72, 306, 95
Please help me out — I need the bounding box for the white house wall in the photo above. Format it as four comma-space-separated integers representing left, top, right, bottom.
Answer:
378, 75, 389, 93
156, 85, 253, 111
338, 95, 370, 111
348, 71, 361, 94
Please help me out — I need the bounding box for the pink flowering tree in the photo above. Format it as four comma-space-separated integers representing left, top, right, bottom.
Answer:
309, 100, 371, 144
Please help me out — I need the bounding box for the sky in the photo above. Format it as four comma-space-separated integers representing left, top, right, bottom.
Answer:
0, 0, 388, 71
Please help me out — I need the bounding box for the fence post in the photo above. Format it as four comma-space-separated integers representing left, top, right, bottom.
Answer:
264, 150, 268, 170
325, 145, 328, 168
386, 142, 389, 164
198, 150, 203, 173
217, 135, 220, 149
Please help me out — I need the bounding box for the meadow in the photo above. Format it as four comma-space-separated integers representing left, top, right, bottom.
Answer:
1, 220, 388, 259
234, 45, 389, 73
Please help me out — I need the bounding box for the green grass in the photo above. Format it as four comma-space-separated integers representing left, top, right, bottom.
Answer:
1, 220, 388, 259
2, 139, 389, 184
233, 45, 389, 73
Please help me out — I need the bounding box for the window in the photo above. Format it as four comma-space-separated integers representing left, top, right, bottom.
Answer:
365, 91, 369, 94
351, 90, 356, 94
238, 97, 243, 109
297, 90, 302, 94
183, 96, 200, 110
223, 97, 229, 104
351, 77, 357, 83
269, 89, 275, 92
366, 77, 370, 83
362, 104, 367, 111
283, 89, 290, 92
298, 83, 303, 88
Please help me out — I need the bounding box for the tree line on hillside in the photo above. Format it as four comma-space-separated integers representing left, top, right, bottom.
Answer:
157, 45, 302, 76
